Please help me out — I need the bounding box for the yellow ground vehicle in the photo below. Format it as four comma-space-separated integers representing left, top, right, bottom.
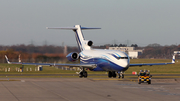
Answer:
138, 71, 152, 84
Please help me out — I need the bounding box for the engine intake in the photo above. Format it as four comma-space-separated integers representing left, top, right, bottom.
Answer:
87, 40, 93, 46
66, 52, 79, 62
84, 40, 93, 47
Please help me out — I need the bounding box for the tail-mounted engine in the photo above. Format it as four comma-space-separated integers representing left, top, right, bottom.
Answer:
66, 52, 79, 62
84, 40, 93, 47
82, 40, 93, 50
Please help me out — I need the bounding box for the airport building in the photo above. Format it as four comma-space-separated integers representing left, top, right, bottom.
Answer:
109, 47, 143, 59
174, 51, 180, 54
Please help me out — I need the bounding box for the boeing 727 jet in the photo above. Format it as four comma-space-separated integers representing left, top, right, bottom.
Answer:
5, 25, 175, 78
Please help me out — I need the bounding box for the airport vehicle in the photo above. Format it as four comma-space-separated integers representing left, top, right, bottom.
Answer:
5, 25, 176, 78
138, 70, 152, 84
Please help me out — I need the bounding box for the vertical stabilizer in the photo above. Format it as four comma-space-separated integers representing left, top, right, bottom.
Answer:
74, 25, 85, 51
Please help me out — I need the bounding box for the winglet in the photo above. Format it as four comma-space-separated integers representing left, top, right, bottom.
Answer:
5, 55, 11, 64
172, 54, 175, 64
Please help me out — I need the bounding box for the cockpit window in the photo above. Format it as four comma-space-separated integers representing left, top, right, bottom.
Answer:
116, 57, 128, 59
108, 53, 128, 60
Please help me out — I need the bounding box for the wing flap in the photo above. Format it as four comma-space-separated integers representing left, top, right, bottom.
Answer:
52, 63, 97, 69
9, 62, 97, 69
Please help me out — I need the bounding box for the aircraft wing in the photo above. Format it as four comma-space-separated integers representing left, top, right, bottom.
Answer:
5, 55, 96, 69
130, 62, 174, 67
22, 63, 97, 69
130, 55, 175, 67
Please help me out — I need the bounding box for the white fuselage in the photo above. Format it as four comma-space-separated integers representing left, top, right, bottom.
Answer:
79, 49, 130, 72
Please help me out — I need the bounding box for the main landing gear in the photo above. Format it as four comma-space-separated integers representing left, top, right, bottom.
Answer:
79, 68, 88, 78
118, 71, 124, 78
108, 71, 124, 78
108, 71, 117, 78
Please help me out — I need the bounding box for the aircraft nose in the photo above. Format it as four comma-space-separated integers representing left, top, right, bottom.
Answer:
122, 60, 129, 68
121, 60, 129, 71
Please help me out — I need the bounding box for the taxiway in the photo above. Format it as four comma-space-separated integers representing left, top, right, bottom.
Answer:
0, 78, 180, 101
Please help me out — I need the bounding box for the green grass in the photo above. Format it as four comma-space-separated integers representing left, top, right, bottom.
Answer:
0, 59, 180, 74
126, 59, 180, 73
0, 64, 77, 74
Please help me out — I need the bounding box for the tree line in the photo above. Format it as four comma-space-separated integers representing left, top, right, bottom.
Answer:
0, 44, 78, 63
0, 44, 78, 54
139, 44, 180, 59
0, 43, 180, 63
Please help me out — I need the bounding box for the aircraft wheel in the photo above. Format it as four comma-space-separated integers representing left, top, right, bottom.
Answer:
108, 71, 112, 78
83, 71, 88, 78
79, 72, 83, 78
112, 71, 117, 78
117, 72, 121, 78
122, 74, 124, 78
118, 74, 121, 78
119, 71, 124, 79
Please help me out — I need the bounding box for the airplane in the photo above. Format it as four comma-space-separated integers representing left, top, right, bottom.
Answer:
5, 25, 176, 78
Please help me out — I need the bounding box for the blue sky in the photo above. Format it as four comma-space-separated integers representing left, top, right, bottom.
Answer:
0, 0, 180, 46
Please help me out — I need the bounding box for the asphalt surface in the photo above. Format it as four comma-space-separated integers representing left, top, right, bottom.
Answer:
0, 78, 180, 101
0, 73, 180, 79
1, 73, 180, 77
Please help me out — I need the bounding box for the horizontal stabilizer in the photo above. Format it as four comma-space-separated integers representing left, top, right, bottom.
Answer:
81, 27, 101, 30
46, 26, 101, 30
46, 27, 77, 30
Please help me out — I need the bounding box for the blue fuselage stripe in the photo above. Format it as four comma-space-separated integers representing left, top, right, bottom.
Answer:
80, 57, 128, 71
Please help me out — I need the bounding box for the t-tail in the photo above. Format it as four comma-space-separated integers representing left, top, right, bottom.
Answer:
47, 25, 101, 52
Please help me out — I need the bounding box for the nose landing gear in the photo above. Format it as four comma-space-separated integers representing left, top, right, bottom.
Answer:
118, 71, 124, 78
108, 71, 124, 78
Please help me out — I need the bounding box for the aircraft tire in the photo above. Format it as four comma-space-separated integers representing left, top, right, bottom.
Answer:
122, 74, 124, 78
79, 72, 83, 78
108, 71, 112, 78
112, 71, 117, 78
118, 75, 121, 78
83, 71, 88, 78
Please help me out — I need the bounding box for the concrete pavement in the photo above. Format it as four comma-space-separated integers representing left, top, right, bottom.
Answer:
0, 78, 180, 101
